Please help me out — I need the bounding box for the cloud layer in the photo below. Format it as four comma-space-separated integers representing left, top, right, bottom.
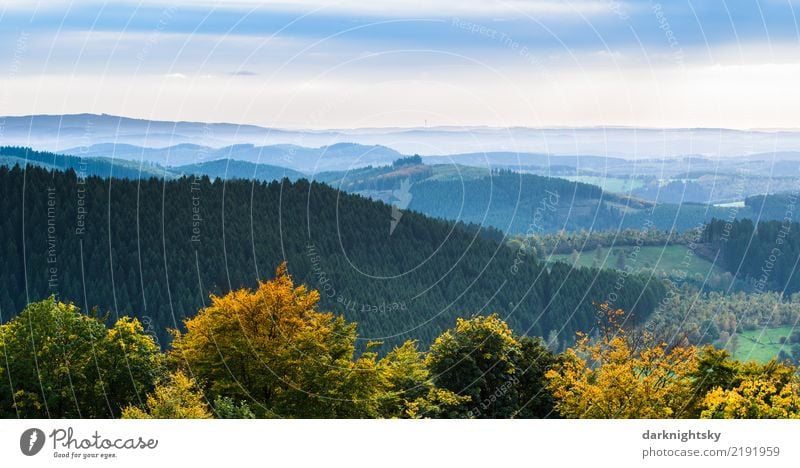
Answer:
0, 1, 798, 129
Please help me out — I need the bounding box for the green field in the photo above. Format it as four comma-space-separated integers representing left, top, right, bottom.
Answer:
562, 175, 644, 193
549, 244, 725, 280
713, 200, 745, 208
428, 164, 492, 181
733, 326, 797, 363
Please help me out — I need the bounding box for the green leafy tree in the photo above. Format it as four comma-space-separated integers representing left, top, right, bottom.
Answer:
515, 336, 558, 418
425, 314, 554, 418
376, 340, 467, 418
212, 396, 255, 419
0, 297, 164, 418
684, 346, 740, 416
376, 340, 430, 417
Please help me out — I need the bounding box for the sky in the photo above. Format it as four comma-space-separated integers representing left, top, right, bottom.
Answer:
0, 0, 799, 129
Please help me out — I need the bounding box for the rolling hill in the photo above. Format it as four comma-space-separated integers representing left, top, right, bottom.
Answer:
66, 142, 403, 172
0, 164, 666, 350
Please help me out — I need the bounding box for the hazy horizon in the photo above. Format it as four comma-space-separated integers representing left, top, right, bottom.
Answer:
6, 111, 800, 132
6, 112, 800, 157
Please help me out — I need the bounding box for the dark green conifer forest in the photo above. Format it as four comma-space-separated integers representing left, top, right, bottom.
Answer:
0, 164, 665, 349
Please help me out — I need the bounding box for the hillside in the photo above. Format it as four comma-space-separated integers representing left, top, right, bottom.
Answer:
172, 158, 305, 181
702, 218, 800, 293
318, 159, 763, 234
1, 146, 306, 183
0, 146, 168, 179
548, 245, 729, 287
0, 165, 666, 349
8, 113, 800, 157
6, 147, 793, 238
67, 142, 403, 172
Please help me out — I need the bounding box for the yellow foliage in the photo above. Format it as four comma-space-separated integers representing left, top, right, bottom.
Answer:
700, 360, 800, 419
122, 371, 211, 419
403, 387, 471, 419
170, 263, 384, 417
546, 304, 696, 418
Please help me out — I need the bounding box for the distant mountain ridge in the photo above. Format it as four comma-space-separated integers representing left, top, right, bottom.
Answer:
64, 141, 403, 172
0, 146, 306, 181
5, 113, 800, 157
2, 146, 795, 235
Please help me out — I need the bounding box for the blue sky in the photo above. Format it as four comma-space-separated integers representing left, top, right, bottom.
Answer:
0, 0, 798, 128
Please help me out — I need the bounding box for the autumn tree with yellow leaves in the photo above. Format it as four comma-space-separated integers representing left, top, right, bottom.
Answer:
5, 269, 800, 419
545, 305, 697, 418
170, 263, 387, 417
696, 350, 800, 419
169, 263, 465, 418
545, 304, 800, 419
122, 371, 212, 419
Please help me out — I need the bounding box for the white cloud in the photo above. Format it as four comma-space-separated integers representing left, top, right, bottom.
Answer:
2, 0, 635, 18
5, 57, 800, 131
235, 0, 635, 18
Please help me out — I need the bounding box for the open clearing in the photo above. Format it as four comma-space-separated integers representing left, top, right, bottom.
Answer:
734, 326, 798, 363
562, 175, 644, 193
548, 244, 725, 279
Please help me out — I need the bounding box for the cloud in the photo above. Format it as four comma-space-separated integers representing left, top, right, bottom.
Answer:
254, 0, 633, 17
227, 70, 259, 76
8, 56, 800, 131
2, 0, 799, 130
2, 0, 634, 18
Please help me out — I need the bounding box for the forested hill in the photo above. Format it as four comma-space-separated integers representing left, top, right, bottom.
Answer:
0, 146, 304, 182
5, 146, 778, 237
171, 158, 304, 182
0, 145, 167, 179
406, 173, 781, 235
702, 217, 800, 293
318, 160, 757, 235
408, 171, 620, 234
743, 193, 798, 222
318, 160, 641, 234
0, 165, 665, 349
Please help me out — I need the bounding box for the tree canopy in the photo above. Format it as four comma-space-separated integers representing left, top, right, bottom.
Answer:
0, 297, 163, 418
